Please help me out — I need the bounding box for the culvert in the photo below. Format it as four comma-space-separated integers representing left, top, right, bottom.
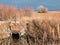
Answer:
12, 33, 19, 40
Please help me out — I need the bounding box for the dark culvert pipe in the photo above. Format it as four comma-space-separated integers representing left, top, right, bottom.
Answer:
12, 33, 19, 40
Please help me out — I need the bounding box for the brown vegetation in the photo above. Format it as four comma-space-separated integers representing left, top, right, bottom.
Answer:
0, 4, 60, 45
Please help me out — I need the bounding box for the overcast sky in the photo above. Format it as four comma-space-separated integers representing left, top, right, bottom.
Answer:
0, 0, 60, 10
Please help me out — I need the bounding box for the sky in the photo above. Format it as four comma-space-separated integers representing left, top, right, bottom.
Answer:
0, 0, 60, 10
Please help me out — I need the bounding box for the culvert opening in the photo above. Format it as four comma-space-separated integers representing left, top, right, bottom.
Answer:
12, 33, 19, 40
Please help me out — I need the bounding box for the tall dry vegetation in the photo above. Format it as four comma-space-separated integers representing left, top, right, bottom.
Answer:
0, 5, 18, 21
22, 7, 33, 17
0, 4, 60, 45
0, 5, 33, 21
20, 18, 60, 45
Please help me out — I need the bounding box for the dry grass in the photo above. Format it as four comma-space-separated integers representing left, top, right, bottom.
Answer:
19, 13, 60, 45
0, 12, 60, 45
